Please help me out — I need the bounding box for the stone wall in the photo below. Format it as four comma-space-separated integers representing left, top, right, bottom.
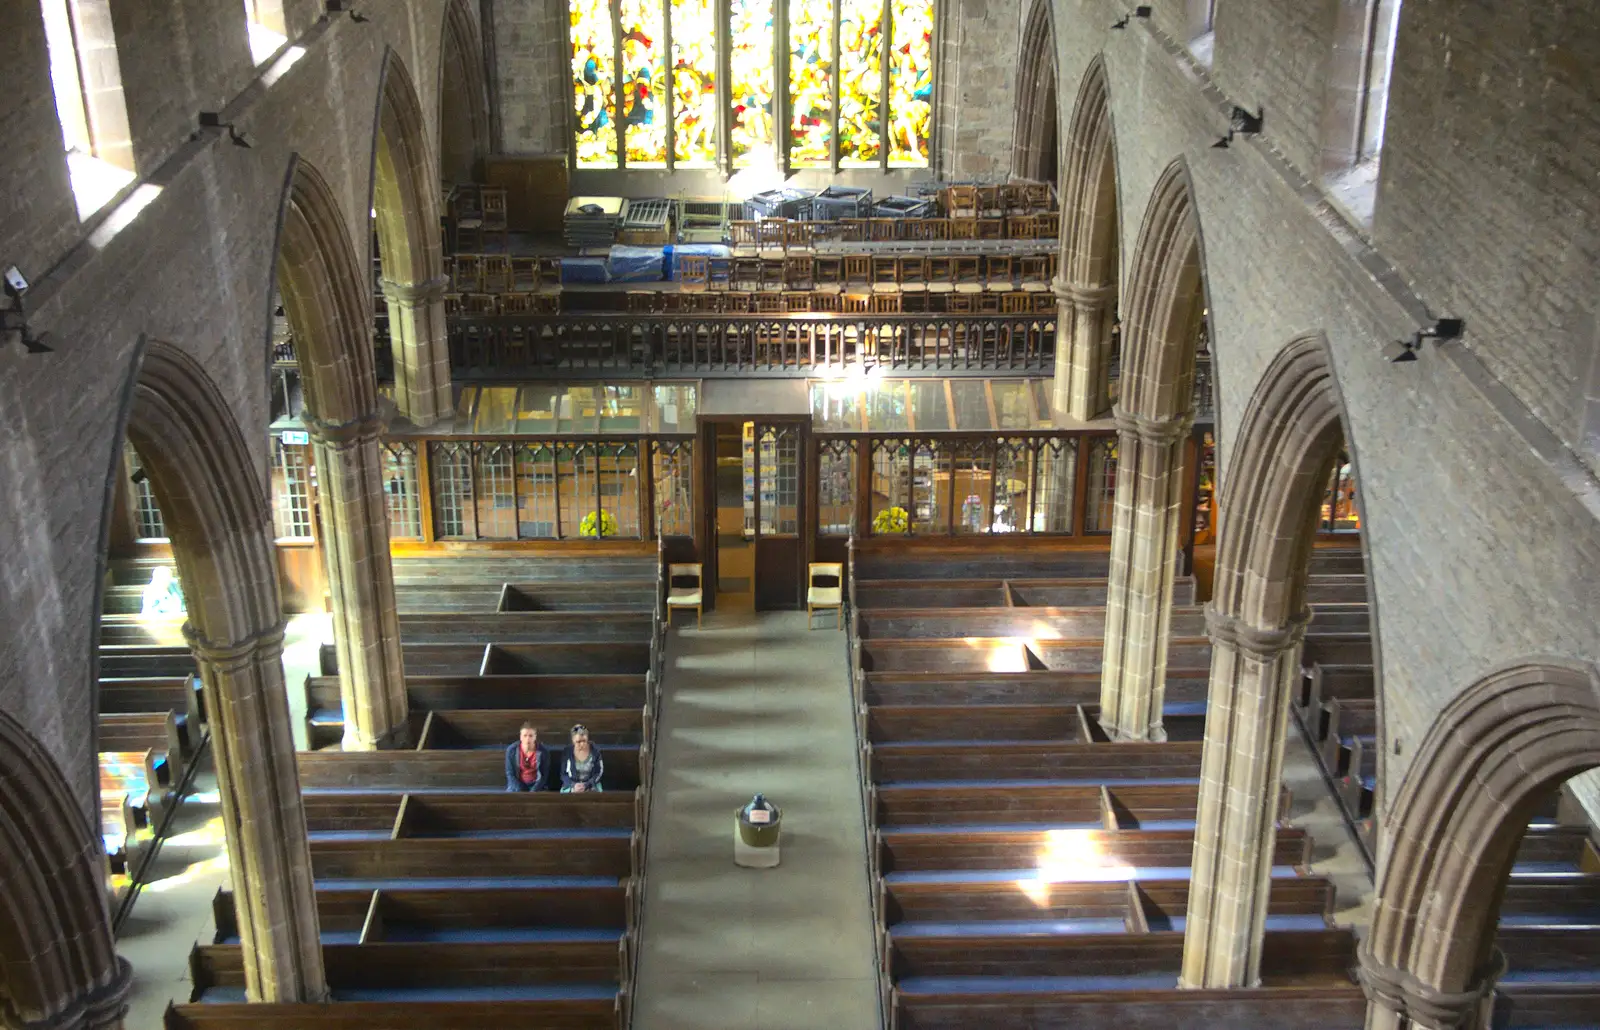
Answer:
936, 0, 1023, 179
493, 0, 569, 154
0, 0, 459, 820
1046, 0, 1600, 819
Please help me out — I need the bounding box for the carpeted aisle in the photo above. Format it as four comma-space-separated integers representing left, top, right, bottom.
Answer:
631, 610, 881, 1030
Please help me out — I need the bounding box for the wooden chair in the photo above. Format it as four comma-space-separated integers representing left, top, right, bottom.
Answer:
708, 255, 733, 291
953, 256, 983, 293
869, 218, 899, 242
678, 255, 710, 291
1019, 255, 1050, 290
729, 221, 759, 248
753, 292, 784, 313
811, 291, 842, 312
480, 187, 509, 250
539, 257, 563, 288
1036, 211, 1061, 238
1006, 214, 1038, 240
463, 293, 498, 316
534, 292, 561, 314
871, 293, 902, 314
509, 255, 542, 291
844, 255, 872, 288
814, 255, 844, 291
783, 291, 813, 312
986, 255, 1015, 291
976, 217, 1006, 240
760, 257, 787, 292
733, 257, 762, 291
756, 219, 787, 251
872, 256, 900, 293
784, 255, 814, 290
900, 256, 928, 293
1002, 293, 1033, 314
927, 257, 955, 293
500, 292, 539, 314
723, 291, 753, 313
452, 253, 484, 293
948, 218, 978, 240
837, 219, 870, 242
942, 185, 978, 218
481, 254, 512, 293
666, 564, 703, 628
626, 291, 657, 313
807, 563, 844, 629
1033, 291, 1057, 313
842, 293, 871, 313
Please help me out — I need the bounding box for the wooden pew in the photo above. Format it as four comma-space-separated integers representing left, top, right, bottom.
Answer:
861, 671, 1210, 709
100, 711, 186, 786
874, 783, 1293, 833
297, 749, 643, 794
98, 645, 196, 679
391, 552, 656, 586
317, 642, 653, 677
860, 638, 1212, 675
415, 709, 645, 750
1501, 873, 1600, 926
398, 612, 655, 645
498, 583, 657, 613
303, 676, 651, 750
1320, 697, 1377, 773
877, 826, 1312, 877
1307, 548, 1365, 576
853, 577, 1199, 610
1492, 983, 1600, 1028
98, 615, 187, 646
308, 834, 636, 883
1299, 664, 1373, 724
1495, 926, 1600, 982
853, 542, 1115, 581
869, 740, 1204, 786
854, 606, 1208, 642
891, 984, 1368, 1029
166, 999, 624, 1029
866, 704, 1088, 745
98, 675, 203, 730
1304, 574, 1369, 605
302, 792, 638, 837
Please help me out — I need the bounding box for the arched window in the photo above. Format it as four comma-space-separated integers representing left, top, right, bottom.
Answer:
572, 0, 934, 171
1184, 0, 1215, 67
1319, 0, 1401, 225
38, 0, 135, 217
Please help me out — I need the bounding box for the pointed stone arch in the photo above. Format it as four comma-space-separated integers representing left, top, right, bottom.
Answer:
439, 0, 492, 184
1178, 334, 1370, 989
273, 157, 409, 750
1097, 159, 1210, 744
0, 709, 131, 1030
1012, 0, 1058, 183
122, 339, 326, 1002
372, 49, 452, 426
1359, 660, 1600, 1029
1052, 55, 1121, 421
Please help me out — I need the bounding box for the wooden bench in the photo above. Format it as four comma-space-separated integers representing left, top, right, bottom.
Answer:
304, 676, 651, 750
1492, 983, 1600, 1028
308, 832, 637, 884
98, 614, 187, 645
1303, 574, 1369, 605
298, 749, 644, 794
890, 984, 1368, 1029
1320, 697, 1376, 773
395, 583, 513, 614
854, 577, 1199, 610
1298, 663, 1373, 721
877, 826, 1312, 878
391, 552, 656, 586
301, 790, 639, 835
860, 638, 1212, 675
414, 709, 646, 750
100, 710, 187, 785
318, 642, 653, 677
166, 999, 624, 1029
869, 740, 1205, 786
854, 606, 1209, 642
853, 541, 1115, 582
99, 644, 196, 679
398, 612, 655, 645
861, 671, 1210, 709
1307, 548, 1365, 576
498, 582, 657, 613
874, 782, 1292, 833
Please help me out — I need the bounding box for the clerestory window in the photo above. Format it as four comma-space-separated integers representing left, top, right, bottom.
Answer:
38, 0, 135, 218
571, 0, 934, 171
244, 0, 288, 65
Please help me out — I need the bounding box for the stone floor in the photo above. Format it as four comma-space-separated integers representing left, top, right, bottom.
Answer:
631, 609, 882, 1030
115, 612, 330, 1026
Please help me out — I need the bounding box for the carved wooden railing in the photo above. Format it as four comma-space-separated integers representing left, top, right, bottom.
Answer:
447, 312, 1059, 378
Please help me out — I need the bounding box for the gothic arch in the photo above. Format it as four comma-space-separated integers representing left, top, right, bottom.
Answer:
1117, 159, 1209, 425
273, 157, 377, 429
0, 711, 131, 1030
1360, 660, 1600, 1029
372, 51, 444, 295
1058, 56, 1118, 296
439, 0, 491, 184
1012, 0, 1058, 182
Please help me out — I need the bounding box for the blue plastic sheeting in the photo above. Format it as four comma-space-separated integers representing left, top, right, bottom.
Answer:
314, 875, 620, 891
383, 927, 624, 943
560, 257, 611, 284
608, 245, 665, 282
892, 918, 1130, 938
663, 243, 731, 279
333, 984, 619, 1002
896, 973, 1177, 994
1162, 701, 1208, 716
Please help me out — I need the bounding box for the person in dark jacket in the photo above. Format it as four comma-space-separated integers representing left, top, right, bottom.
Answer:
560, 723, 604, 793
505, 722, 548, 792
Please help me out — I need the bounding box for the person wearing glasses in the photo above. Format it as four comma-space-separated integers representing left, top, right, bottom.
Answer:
560, 723, 605, 793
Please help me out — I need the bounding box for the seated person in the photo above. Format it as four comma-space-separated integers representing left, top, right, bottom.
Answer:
141, 566, 186, 617
560, 723, 604, 793
504, 722, 548, 792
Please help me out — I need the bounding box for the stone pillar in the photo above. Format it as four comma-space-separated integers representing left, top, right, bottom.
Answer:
16, 967, 133, 1030
307, 412, 410, 750
1098, 408, 1192, 741
1051, 276, 1115, 422
185, 623, 328, 1002
1178, 605, 1309, 989
380, 275, 452, 427
1359, 950, 1504, 1030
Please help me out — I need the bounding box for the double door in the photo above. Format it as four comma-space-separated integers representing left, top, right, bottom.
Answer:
701, 418, 809, 611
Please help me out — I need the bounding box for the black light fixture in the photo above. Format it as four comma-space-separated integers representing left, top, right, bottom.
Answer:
1383, 317, 1464, 363
197, 112, 254, 148
130, 468, 148, 485
326, 0, 368, 19
1213, 106, 1264, 149
1, 312, 51, 355
1111, 6, 1151, 29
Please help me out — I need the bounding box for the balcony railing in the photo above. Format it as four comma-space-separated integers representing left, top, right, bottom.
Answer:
446, 313, 1058, 378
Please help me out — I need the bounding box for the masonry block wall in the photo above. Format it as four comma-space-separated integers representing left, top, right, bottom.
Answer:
0, 0, 464, 821
1047, 0, 1600, 820
936, 0, 1023, 178
494, 0, 569, 154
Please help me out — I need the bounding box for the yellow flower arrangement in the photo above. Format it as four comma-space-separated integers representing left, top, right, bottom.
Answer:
580, 510, 618, 538
872, 506, 909, 535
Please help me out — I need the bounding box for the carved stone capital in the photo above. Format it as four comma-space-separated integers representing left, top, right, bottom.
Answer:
1050, 276, 1114, 311
1112, 406, 1194, 446
183, 620, 288, 672
1358, 949, 1506, 1030
1203, 603, 1311, 661
378, 275, 450, 308
302, 410, 384, 450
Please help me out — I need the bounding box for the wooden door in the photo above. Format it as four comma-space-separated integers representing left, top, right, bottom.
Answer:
751, 421, 808, 610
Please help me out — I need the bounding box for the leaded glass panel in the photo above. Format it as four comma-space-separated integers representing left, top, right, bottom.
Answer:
475, 443, 518, 540
602, 442, 642, 537
838, 0, 884, 165
653, 439, 695, 536
125, 443, 168, 540
1032, 437, 1076, 533
514, 444, 560, 538
1085, 436, 1117, 534
991, 438, 1030, 533
952, 439, 992, 534
429, 441, 475, 539
730, 0, 776, 166
788, 0, 833, 166
270, 437, 314, 540
564, 443, 601, 538
817, 438, 856, 535
572, 0, 618, 167
887, 0, 933, 166
381, 441, 422, 540
621, 0, 667, 164
757, 425, 799, 535
671, 0, 719, 164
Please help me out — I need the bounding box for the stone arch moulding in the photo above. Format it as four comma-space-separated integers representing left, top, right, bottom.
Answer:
1011, 0, 1057, 181
0, 709, 132, 1030
439, 0, 492, 180
1360, 659, 1600, 1030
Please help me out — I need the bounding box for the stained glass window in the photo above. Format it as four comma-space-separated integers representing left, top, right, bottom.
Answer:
671, 0, 718, 165
620, 0, 667, 164
788, 0, 833, 167
571, 0, 618, 167
729, 0, 776, 166
838, 0, 884, 166
888, 0, 933, 165
571, 0, 932, 170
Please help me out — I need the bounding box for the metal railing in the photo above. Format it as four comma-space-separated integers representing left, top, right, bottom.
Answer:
447, 313, 1058, 378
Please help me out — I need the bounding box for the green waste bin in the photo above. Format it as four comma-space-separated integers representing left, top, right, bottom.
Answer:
734, 793, 781, 868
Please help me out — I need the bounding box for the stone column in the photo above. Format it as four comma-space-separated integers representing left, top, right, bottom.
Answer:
1178, 605, 1309, 989
1097, 408, 1192, 741
185, 622, 328, 1002
1360, 950, 1504, 1030
17, 967, 133, 1030
307, 412, 410, 750
1051, 276, 1115, 422
380, 275, 452, 427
